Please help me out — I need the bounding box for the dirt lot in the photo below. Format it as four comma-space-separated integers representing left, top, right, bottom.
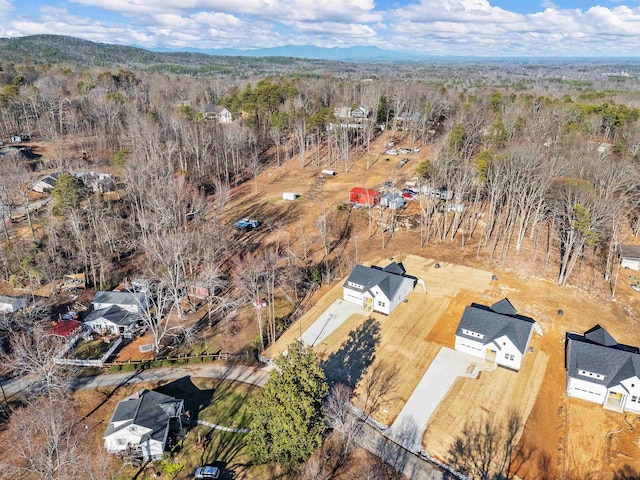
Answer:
235, 132, 640, 479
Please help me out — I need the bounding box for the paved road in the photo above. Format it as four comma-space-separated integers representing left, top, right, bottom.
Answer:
4, 362, 452, 479
3, 363, 269, 398
389, 347, 477, 451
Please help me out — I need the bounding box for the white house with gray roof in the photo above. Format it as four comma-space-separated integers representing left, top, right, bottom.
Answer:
565, 325, 640, 413
454, 298, 536, 371
84, 305, 139, 335
342, 261, 416, 315
103, 389, 185, 461
0, 295, 25, 313
91, 291, 148, 314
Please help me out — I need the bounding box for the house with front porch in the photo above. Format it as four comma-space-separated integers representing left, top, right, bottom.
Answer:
565, 325, 640, 413
454, 298, 536, 371
342, 261, 416, 315
103, 389, 185, 461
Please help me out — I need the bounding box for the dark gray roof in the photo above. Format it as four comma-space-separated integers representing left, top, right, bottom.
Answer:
343, 262, 414, 300
92, 290, 146, 307
84, 305, 137, 327
619, 244, 640, 260
490, 298, 517, 316
566, 326, 640, 387
584, 325, 617, 347
104, 389, 183, 441
455, 299, 535, 354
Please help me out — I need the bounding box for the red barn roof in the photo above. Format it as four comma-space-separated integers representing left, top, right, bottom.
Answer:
50, 320, 81, 338
349, 187, 380, 206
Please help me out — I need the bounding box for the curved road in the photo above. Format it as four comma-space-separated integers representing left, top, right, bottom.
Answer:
4, 363, 446, 480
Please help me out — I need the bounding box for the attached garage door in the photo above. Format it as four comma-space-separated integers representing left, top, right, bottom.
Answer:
455, 338, 484, 359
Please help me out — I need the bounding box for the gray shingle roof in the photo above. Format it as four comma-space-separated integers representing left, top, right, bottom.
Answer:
0, 295, 22, 305
104, 389, 183, 441
84, 305, 138, 327
566, 326, 640, 388
92, 291, 147, 307
343, 262, 414, 300
455, 299, 535, 354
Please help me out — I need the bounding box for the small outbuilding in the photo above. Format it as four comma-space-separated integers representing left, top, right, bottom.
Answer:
380, 193, 405, 210
282, 192, 299, 201
349, 187, 380, 206
321, 169, 337, 176
0, 295, 26, 313
619, 245, 640, 271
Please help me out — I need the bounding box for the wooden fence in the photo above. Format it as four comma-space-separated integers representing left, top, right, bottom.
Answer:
102, 351, 249, 368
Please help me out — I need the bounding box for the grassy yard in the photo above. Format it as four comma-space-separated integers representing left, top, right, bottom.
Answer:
74, 339, 112, 359
111, 378, 274, 480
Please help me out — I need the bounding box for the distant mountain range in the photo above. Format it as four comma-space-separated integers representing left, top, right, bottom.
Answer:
150, 45, 426, 62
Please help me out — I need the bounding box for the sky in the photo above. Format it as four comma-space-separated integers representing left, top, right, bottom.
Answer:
1, 0, 640, 56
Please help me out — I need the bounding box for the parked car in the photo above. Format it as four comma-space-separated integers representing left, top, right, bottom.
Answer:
399, 158, 410, 168
234, 218, 260, 232
413, 147, 421, 153
631, 284, 640, 292
401, 192, 414, 199
195, 466, 220, 479
383, 181, 393, 188
385, 148, 399, 155
398, 148, 410, 154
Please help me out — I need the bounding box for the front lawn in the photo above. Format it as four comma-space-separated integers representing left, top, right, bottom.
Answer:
73, 339, 112, 359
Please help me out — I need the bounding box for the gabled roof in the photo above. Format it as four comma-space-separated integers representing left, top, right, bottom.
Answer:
92, 290, 146, 307
584, 324, 617, 347
0, 294, 23, 305
104, 389, 183, 441
84, 305, 138, 327
343, 262, 415, 301
566, 326, 640, 388
619, 244, 640, 260
490, 298, 517, 316
455, 299, 535, 354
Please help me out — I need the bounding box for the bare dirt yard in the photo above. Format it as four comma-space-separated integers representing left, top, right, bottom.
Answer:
229, 132, 640, 479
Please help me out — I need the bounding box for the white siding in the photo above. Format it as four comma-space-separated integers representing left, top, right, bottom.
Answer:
454, 336, 484, 358
622, 258, 640, 271
0, 298, 25, 313
619, 376, 640, 413
490, 335, 524, 370
387, 278, 415, 314
343, 287, 364, 306
567, 377, 607, 404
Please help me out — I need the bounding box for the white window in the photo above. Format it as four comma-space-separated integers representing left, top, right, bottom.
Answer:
505, 354, 514, 361
632, 396, 638, 403
378, 301, 386, 308
578, 369, 604, 380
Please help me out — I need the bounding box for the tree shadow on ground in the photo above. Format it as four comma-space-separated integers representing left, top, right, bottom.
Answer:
156, 375, 215, 424
375, 417, 422, 479
322, 317, 380, 389
614, 465, 640, 480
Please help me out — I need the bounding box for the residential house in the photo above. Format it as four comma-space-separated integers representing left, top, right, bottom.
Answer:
619, 245, 640, 271
73, 172, 117, 193
32, 173, 61, 193
565, 325, 640, 413
83, 305, 139, 335
0, 295, 25, 313
343, 261, 416, 315
103, 389, 185, 461
202, 105, 232, 124
351, 105, 369, 119
349, 187, 380, 206
454, 298, 536, 371
91, 291, 149, 314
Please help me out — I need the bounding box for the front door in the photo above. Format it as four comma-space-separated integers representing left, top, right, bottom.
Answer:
485, 348, 497, 363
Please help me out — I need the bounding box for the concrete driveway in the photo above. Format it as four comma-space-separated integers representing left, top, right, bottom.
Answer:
388, 347, 479, 451
299, 298, 366, 347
